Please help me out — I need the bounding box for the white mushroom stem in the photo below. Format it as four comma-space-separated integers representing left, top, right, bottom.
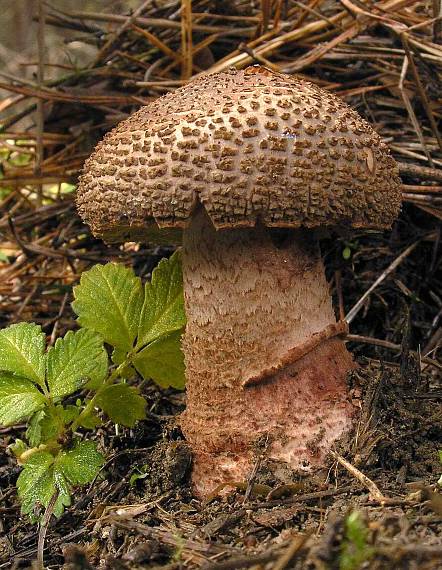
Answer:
180, 207, 357, 497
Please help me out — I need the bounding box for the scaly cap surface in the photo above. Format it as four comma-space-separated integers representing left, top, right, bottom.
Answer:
77, 66, 401, 242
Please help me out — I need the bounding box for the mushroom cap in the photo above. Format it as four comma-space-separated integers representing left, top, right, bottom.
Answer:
77, 66, 401, 243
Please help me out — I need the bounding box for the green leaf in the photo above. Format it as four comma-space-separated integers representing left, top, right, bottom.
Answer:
111, 348, 136, 379
51, 466, 72, 517
26, 410, 45, 446
129, 467, 148, 486
57, 440, 104, 485
38, 407, 64, 443
137, 251, 186, 348
95, 383, 146, 427
17, 451, 54, 509
0, 373, 46, 425
27, 405, 80, 446
72, 263, 143, 351
77, 410, 102, 429
111, 348, 127, 365
17, 451, 57, 517
46, 329, 108, 396
61, 405, 81, 424
342, 246, 352, 260
9, 438, 28, 460
0, 323, 45, 386
17, 442, 104, 520
133, 330, 185, 389
340, 511, 374, 570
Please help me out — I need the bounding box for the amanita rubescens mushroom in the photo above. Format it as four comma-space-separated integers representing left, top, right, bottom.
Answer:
77, 66, 401, 497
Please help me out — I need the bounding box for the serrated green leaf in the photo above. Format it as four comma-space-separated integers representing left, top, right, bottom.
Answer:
17, 442, 104, 520
0, 323, 45, 386
17, 451, 55, 516
46, 329, 108, 397
95, 383, 146, 427
17, 458, 71, 522
0, 373, 46, 425
72, 263, 143, 351
137, 251, 186, 349
133, 330, 185, 389
57, 440, 104, 485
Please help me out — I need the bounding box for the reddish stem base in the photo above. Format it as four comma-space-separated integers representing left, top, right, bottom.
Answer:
181, 208, 357, 497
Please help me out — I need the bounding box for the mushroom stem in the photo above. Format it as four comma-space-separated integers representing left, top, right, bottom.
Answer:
181, 207, 357, 497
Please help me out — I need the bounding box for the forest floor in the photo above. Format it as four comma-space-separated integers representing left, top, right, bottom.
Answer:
1, 358, 441, 569
0, 1, 441, 568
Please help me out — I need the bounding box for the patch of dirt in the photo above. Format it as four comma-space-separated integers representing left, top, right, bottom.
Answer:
1, 359, 440, 570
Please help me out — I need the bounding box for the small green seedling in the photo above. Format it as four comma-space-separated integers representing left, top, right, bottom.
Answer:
339, 511, 374, 570
129, 466, 150, 486
0, 251, 185, 521
341, 239, 359, 261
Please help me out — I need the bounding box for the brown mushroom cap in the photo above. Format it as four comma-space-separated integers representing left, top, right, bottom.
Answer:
77, 66, 401, 243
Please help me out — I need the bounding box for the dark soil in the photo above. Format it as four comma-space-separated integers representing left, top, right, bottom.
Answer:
1, 357, 441, 569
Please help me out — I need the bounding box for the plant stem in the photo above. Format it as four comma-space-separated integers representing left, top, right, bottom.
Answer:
70, 359, 131, 432
37, 489, 58, 570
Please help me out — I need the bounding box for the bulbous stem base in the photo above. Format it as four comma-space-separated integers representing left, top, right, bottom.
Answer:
180, 208, 357, 497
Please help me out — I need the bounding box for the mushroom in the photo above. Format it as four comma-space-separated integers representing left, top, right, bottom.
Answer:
77, 66, 401, 497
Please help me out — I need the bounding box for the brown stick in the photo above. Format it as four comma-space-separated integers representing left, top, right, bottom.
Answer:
92, 0, 152, 66
346, 334, 442, 371
58, 9, 253, 35
330, 450, 388, 503
345, 239, 424, 324
399, 162, 442, 183
35, 0, 45, 206
181, 0, 193, 80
